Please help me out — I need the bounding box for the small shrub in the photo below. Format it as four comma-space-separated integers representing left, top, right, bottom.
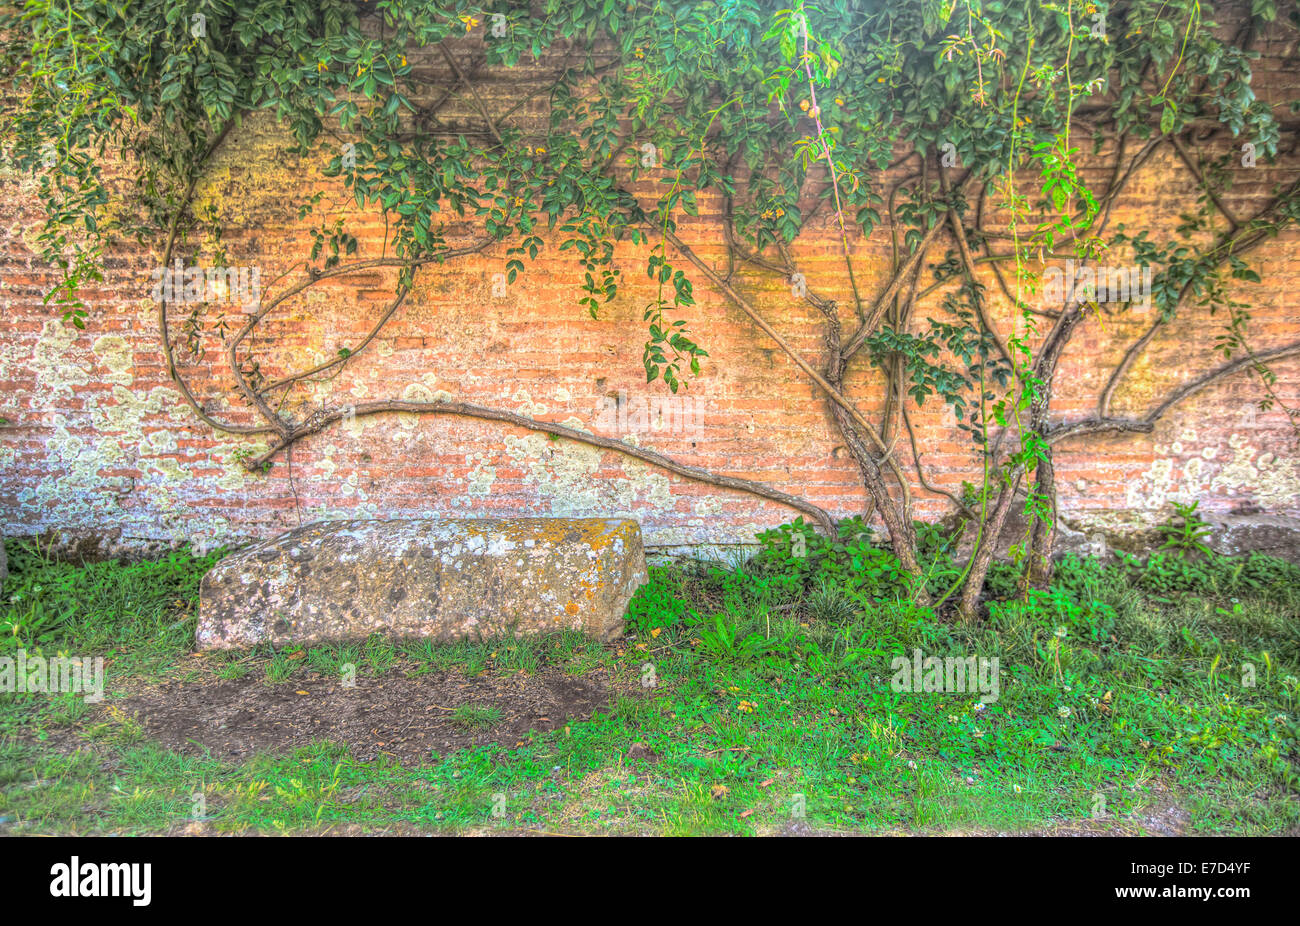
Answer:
626, 573, 697, 634
1157, 500, 1213, 557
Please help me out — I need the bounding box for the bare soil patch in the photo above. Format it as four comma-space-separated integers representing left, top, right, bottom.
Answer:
115, 667, 612, 765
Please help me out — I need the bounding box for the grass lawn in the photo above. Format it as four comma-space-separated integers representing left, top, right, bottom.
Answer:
1, 522, 1297, 836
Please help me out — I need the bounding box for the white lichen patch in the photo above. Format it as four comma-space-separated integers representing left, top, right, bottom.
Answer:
502, 432, 603, 515
512, 388, 547, 418
466, 458, 497, 497
693, 497, 724, 516
31, 319, 91, 399
398, 382, 437, 429
1125, 430, 1300, 512
91, 335, 134, 386
1210, 433, 1300, 508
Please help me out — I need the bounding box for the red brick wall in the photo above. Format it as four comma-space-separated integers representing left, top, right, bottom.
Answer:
1, 30, 1297, 559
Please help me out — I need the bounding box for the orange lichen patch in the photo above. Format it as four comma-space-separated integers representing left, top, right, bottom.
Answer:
565, 601, 580, 615
456, 517, 631, 552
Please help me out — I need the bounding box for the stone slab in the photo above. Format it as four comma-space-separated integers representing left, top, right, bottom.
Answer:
195, 518, 648, 650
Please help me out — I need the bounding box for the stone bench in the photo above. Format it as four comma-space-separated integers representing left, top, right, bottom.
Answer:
195, 518, 648, 650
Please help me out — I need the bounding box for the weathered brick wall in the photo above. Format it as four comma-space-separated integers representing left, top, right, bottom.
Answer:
1, 28, 1297, 560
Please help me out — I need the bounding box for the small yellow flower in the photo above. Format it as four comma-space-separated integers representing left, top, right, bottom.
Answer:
649, 626, 661, 638
317, 60, 328, 72
459, 14, 479, 31
399, 55, 407, 67
737, 700, 756, 713
798, 99, 810, 112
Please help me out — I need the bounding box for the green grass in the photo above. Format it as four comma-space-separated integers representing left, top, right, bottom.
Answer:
449, 705, 504, 731
1, 531, 1297, 835
0, 539, 222, 675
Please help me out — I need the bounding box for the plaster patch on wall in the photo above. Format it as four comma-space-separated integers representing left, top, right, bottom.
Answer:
643, 521, 766, 550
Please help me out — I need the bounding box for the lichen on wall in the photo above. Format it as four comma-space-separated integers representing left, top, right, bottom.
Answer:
1124, 425, 1300, 515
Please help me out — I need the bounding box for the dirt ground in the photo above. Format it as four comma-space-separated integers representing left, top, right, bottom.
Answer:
115, 667, 612, 765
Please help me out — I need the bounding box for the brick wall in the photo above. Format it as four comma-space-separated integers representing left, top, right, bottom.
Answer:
1, 27, 1297, 560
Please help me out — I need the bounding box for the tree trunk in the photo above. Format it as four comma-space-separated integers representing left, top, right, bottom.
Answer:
1023, 454, 1057, 591
957, 471, 1023, 622
958, 304, 1083, 619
